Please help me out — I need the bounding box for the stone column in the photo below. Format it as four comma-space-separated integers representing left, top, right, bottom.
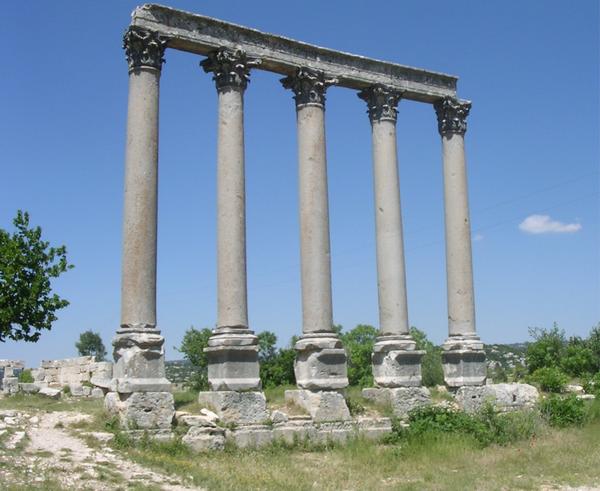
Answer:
200, 48, 262, 392
434, 97, 485, 388
358, 86, 424, 388
280, 68, 350, 422
106, 26, 174, 431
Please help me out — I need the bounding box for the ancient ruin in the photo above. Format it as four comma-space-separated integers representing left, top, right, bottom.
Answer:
107, 4, 488, 442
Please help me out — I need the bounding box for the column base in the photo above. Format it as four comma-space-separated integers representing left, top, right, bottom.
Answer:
372, 335, 425, 387
105, 391, 174, 429
285, 389, 351, 422
362, 387, 431, 418
205, 328, 261, 391
442, 336, 487, 388
197, 390, 269, 424
294, 333, 349, 390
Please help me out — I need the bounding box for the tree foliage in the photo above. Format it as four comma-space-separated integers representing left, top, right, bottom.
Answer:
75, 330, 107, 361
340, 324, 378, 387
258, 331, 295, 388
177, 326, 212, 391
410, 326, 444, 387
0, 211, 73, 342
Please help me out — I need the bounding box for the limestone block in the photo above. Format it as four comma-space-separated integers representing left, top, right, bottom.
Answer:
31, 369, 45, 382
18, 383, 40, 394
178, 414, 217, 428
69, 383, 85, 397
362, 387, 431, 418
226, 424, 273, 449
455, 383, 539, 413
90, 387, 105, 398
272, 420, 316, 444
442, 340, 486, 388
200, 408, 219, 422
2, 377, 19, 395
285, 389, 351, 422
105, 391, 174, 429
39, 387, 62, 399
294, 335, 348, 390
182, 426, 225, 452
271, 410, 288, 424
197, 391, 268, 424
90, 362, 114, 389
313, 421, 354, 444
372, 344, 425, 388
205, 342, 261, 391
82, 386, 92, 397
126, 429, 174, 442
356, 417, 393, 441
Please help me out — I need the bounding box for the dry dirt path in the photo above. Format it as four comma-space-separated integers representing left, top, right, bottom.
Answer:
0, 409, 202, 490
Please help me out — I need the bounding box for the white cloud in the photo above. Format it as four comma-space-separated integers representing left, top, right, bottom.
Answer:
519, 214, 582, 234
473, 233, 484, 241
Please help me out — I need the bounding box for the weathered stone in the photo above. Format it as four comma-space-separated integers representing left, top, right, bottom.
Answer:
38, 387, 61, 399
182, 426, 225, 452
197, 391, 268, 424
205, 341, 261, 391
126, 429, 174, 442
105, 391, 174, 429
362, 387, 431, 418
69, 383, 85, 397
272, 420, 316, 444
285, 389, 351, 422
200, 408, 219, 422
2, 377, 18, 395
90, 361, 113, 389
441, 339, 486, 388
566, 384, 584, 395
226, 424, 274, 449
82, 386, 92, 397
356, 417, 393, 441
271, 410, 288, 424
313, 421, 354, 444
18, 383, 40, 394
371, 340, 425, 388
293, 335, 348, 390
178, 414, 217, 428
90, 387, 105, 399
81, 431, 115, 443
455, 383, 539, 413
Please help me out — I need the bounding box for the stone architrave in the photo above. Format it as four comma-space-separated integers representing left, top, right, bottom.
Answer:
200, 48, 262, 392
358, 85, 424, 388
434, 97, 486, 388
107, 26, 174, 430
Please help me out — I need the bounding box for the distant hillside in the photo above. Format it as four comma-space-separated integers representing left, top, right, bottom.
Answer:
484, 343, 528, 371
165, 359, 194, 384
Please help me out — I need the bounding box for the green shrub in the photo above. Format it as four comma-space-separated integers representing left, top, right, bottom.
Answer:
528, 366, 568, 393
561, 337, 596, 377
582, 372, 600, 395
526, 324, 565, 373
340, 324, 378, 387
176, 327, 212, 391
18, 369, 34, 383
410, 327, 444, 387
539, 394, 586, 427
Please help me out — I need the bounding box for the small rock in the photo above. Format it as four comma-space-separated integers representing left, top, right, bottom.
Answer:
0, 410, 17, 418
82, 431, 114, 443
90, 387, 104, 399
271, 410, 289, 424
5, 431, 25, 449
4, 417, 18, 426
566, 384, 584, 395
28, 416, 39, 425
82, 386, 92, 397
69, 383, 85, 397
577, 394, 596, 400
200, 408, 219, 422
435, 385, 448, 394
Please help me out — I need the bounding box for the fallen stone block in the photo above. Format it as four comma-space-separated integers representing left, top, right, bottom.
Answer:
2, 377, 19, 395
182, 426, 225, 452
455, 383, 539, 413
178, 414, 217, 428
69, 383, 85, 397
271, 409, 288, 424
90, 387, 105, 399
362, 386, 431, 418
105, 391, 174, 430
19, 383, 40, 394
38, 387, 62, 399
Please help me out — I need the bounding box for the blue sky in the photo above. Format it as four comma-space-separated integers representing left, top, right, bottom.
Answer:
1, 1, 598, 366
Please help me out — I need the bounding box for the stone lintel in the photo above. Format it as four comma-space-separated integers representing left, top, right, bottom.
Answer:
131, 4, 458, 103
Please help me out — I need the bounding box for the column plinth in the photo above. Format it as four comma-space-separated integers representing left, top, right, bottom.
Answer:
107, 27, 173, 430
281, 69, 349, 396
201, 48, 261, 391
435, 97, 486, 388
359, 86, 424, 388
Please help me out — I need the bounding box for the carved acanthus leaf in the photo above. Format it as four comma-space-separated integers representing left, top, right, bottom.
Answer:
434, 97, 471, 136
201, 48, 261, 92
280, 68, 338, 108
123, 26, 168, 71
358, 85, 403, 123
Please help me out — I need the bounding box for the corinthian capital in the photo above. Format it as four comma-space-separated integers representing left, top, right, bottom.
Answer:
434, 97, 472, 136
358, 85, 403, 123
280, 68, 338, 108
201, 48, 261, 93
123, 26, 168, 72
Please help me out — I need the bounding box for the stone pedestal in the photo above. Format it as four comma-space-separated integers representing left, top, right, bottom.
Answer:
197, 390, 269, 424
205, 329, 261, 391
294, 333, 348, 390
105, 391, 174, 429
371, 335, 425, 387
362, 386, 431, 418
285, 389, 351, 422
441, 337, 486, 388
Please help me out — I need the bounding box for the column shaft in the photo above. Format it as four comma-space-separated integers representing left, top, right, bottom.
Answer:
371, 119, 410, 336
297, 104, 333, 333
441, 133, 476, 337
216, 88, 248, 329
121, 67, 159, 328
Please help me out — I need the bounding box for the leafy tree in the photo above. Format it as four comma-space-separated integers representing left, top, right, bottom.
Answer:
258, 331, 296, 388
525, 323, 566, 373
340, 324, 378, 387
410, 326, 444, 387
0, 211, 73, 342
586, 323, 600, 372
528, 366, 568, 393
561, 336, 595, 377
176, 326, 212, 391
257, 331, 277, 362
75, 330, 107, 361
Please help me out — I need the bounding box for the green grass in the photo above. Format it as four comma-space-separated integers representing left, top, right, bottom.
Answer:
0, 393, 103, 414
